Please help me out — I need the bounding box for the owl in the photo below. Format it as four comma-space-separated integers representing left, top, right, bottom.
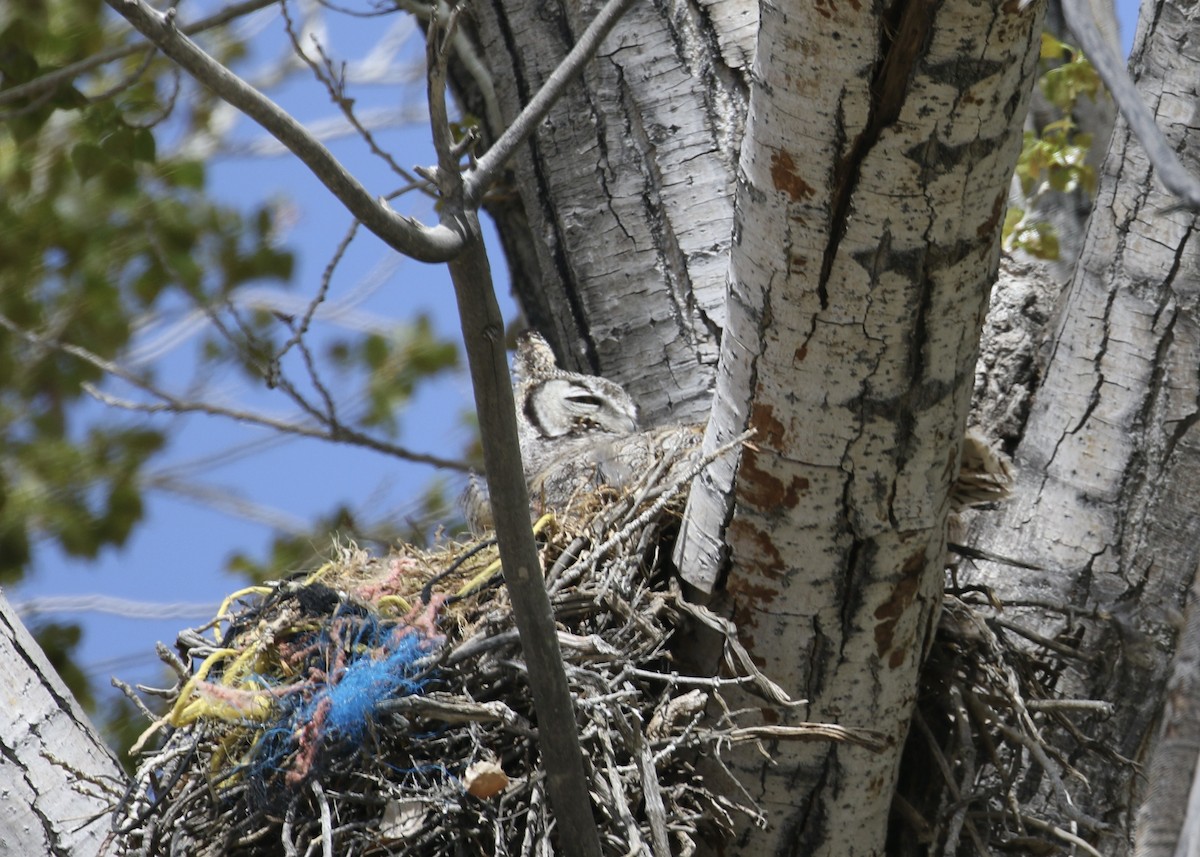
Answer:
463, 332, 666, 531
952, 428, 1014, 509
512, 332, 640, 485
462, 332, 1010, 532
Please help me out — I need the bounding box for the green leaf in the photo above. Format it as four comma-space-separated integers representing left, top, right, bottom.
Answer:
164, 159, 205, 189
1040, 32, 1068, 60
1001, 206, 1024, 247
131, 127, 156, 163
70, 142, 104, 179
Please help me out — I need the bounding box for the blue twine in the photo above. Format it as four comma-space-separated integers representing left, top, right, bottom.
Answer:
244, 609, 438, 787
310, 628, 428, 741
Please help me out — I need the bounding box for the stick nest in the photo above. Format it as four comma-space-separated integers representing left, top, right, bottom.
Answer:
107, 447, 874, 856
893, 582, 1128, 856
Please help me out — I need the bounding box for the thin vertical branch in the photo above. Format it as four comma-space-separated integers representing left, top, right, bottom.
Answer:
427, 13, 603, 857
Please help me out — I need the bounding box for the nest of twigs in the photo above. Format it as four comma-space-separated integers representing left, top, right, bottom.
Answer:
891, 572, 1124, 857
107, 443, 880, 856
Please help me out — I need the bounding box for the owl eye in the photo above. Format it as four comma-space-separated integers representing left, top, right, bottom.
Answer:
566, 392, 604, 408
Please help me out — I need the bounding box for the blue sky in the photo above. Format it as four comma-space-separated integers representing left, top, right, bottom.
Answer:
11, 0, 1147, 728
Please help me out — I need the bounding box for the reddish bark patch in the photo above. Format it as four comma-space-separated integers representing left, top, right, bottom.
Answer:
977, 189, 1006, 239
873, 550, 926, 666
750, 402, 786, 447
769, 148, 815, 202
739, 447, 809, 510
728, 518, 786, 580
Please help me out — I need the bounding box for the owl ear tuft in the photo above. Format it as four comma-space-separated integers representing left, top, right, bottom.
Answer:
513, 331, 559, 386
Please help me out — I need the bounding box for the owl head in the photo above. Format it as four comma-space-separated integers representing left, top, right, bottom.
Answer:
513, 332, 639, 440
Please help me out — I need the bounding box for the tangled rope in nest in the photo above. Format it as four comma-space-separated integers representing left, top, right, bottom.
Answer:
107, 440, 884, 856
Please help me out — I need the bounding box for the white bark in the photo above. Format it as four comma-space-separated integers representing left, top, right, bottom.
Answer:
465, 0, 756, 425
673, 0, 1045, 852
970, 0, 1200, 844
0, 591, 123, 857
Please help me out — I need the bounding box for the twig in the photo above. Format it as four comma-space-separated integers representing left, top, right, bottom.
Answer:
280, 0, 420, 184
277, 221, 358, 363
112, 677, 159, 722
942, 686, 975, 857
425, 8, 464, 187
708, 723, 889, 751
82, 38, 162, 109
595, 723, 647, 854
103, 0, 463, 263
464, 0, 640, 204
282, 797, 299, 857
668, 580, 796, 707
311, 780, 333, 857
626, 668, 759, 690
614, 711, 671, 857
395, 0, 503, 133
0, 311, 469, 471
994, 722, 1109, 832
913, 708, 965, 794
1025, 698, 1115, 715
974, 809, 1105, 857
574, 431, 750, 594
987, 616, 1097, 662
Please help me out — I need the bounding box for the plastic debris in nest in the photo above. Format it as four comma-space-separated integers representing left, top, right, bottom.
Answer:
107, 433, 886, 856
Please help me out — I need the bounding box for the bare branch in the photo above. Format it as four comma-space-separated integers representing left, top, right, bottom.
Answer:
103, 0, 464, 263
1061, 0, 1200, 211
0, 312, 470, 472
424, 7, 603, 848
464, 0, 639, 205
145, 473, 312, 534
15, 595, 218, 621
440, 193, 604, 857
425, 9, 465, 190
279, 0, 422, 185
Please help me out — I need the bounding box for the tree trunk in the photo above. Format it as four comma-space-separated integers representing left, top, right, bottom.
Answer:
968, 0, 1200, 847
0, 592, 123, 856
676, 1, 1044, 853
467, 0, 1046, 852
462, 0, 756, 426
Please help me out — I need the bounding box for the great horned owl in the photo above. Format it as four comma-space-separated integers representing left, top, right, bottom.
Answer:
463, 332, 669, 531
512, 332, 639, 486
508, 328, 696, 513
462, 332, 1010, 532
